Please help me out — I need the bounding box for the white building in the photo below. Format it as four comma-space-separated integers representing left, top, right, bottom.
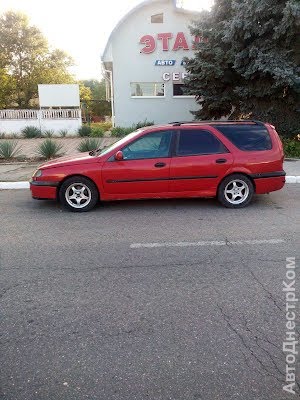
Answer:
102, 0, 202, 127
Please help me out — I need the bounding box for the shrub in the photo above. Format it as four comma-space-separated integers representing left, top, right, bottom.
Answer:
22, 126, 41, 138
282, 137, 300, 158
91, 122, 112, 132
0, 140, 22, 159
111, 126, 135, 137
91, 127, 104, 137
133, 120, 154, 129
78, 125, 92, 137
43, 129, 54, 138
59, 129, 68, 137
36, 139, 64, 159
77, 138, 102, 152
0, 132, 5, 139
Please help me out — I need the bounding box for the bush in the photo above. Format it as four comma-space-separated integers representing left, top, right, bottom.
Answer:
91, 122, 112, 132
0, 132, 5, 139
77, 138, 102, 152
22, 126, 41, 138
36, 139, 64, 159
59, 129, 68, 137
0, 140, 22, 159
43, 129, 54, 138
111, 126, 135, 137
78, 125, 92, 137
282, 136, 300, 158
134, 120, 154, 129
91, 127, 104, 137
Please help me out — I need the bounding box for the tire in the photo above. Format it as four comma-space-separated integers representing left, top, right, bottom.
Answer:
217, 174, 254, 208
59, 176, 99, 212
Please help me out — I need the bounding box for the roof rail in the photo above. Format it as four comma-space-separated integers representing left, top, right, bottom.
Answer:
169, 120, 264, 126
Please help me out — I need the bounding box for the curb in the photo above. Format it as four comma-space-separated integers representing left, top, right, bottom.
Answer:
1, 176, 300, 190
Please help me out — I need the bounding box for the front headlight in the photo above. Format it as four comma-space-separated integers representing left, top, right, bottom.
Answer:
33, 169, 43, 178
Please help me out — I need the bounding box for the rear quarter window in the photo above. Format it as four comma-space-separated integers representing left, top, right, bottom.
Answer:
213, 125, 272, 151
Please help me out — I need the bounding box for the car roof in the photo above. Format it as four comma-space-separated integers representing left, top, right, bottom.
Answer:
142, 120, 265, 130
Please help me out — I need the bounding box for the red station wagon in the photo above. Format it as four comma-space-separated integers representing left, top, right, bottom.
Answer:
30, 121, 286, 212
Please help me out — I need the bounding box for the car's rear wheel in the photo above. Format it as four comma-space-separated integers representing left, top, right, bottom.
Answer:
59, 176, 99, 212
218, 174, 254, 208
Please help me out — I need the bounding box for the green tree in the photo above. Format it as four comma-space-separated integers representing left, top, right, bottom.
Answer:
80, 79, 111, 117
0, 11, 74, 108
185, 0, 300, 136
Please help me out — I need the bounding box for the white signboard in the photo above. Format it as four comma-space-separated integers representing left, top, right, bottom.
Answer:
38, 84, 80, 107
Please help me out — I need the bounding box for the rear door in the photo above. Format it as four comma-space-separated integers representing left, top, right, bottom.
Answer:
102, 130, 174, 196
169, 127, 233, 193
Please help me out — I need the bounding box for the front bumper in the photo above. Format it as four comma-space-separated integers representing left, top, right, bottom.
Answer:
30, 180, 59, 200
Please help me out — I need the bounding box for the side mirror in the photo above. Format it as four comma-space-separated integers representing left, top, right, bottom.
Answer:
114, 150, 124, 161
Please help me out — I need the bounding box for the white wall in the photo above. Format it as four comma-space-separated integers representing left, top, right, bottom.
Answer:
0, 109, 82, 136
104, 0, 200, 127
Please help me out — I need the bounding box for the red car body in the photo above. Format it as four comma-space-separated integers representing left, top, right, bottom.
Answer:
30, 121, 285, 209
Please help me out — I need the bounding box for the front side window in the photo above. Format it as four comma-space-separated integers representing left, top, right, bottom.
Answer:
122, 131, 173, 160
131, 82, 165, 97
177, 129, 228, 156
213, 124, 272, 151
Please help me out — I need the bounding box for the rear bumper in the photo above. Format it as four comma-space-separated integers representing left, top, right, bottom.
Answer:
30, 181, 58, 200
249, 171, 286, 194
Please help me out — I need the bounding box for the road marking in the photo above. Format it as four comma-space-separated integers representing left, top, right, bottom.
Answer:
130, 238, 285, 249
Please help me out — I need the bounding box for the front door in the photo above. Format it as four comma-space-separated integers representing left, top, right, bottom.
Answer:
102, 130, 174, 196
169, 128, 233, 194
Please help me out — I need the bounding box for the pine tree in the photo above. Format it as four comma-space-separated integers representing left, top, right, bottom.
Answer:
185, 0, 300, 136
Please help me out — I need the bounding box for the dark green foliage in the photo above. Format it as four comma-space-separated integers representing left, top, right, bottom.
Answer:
36, 139, 64, 159
282, 137, 300, 158
22, 126, 41, 138
78, 125, 92, 137
185, 0, 300, 136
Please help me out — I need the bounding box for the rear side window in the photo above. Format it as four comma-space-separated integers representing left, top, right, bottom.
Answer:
177, 129, 228, 156
214, 124, 272, 151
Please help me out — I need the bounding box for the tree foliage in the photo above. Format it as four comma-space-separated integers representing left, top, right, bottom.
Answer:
185, 0, 300, 136
0, 11, 74, 108
80, 79, 111, 118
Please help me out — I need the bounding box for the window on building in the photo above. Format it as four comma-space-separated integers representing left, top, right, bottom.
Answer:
151, 13, 163, 23
177, 130, 229, 156
213, 124, 272, 151
122, 130, 173, 159
173, 83, 192, 96
131, 82, 165, 97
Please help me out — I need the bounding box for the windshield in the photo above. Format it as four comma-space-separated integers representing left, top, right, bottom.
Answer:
97, 129, 145, 157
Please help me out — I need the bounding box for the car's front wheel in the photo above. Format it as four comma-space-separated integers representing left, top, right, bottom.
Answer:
59, 176, 99, 212
218, 174, 254, 208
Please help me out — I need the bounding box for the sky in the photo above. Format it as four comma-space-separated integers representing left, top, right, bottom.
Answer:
0, 0, 213, 80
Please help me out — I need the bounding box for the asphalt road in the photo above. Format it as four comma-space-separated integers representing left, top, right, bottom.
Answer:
1, 186, 299, 400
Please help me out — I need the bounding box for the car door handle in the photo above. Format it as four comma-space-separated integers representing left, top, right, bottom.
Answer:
154, 162, 166, 168
216, 158, 227, 164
